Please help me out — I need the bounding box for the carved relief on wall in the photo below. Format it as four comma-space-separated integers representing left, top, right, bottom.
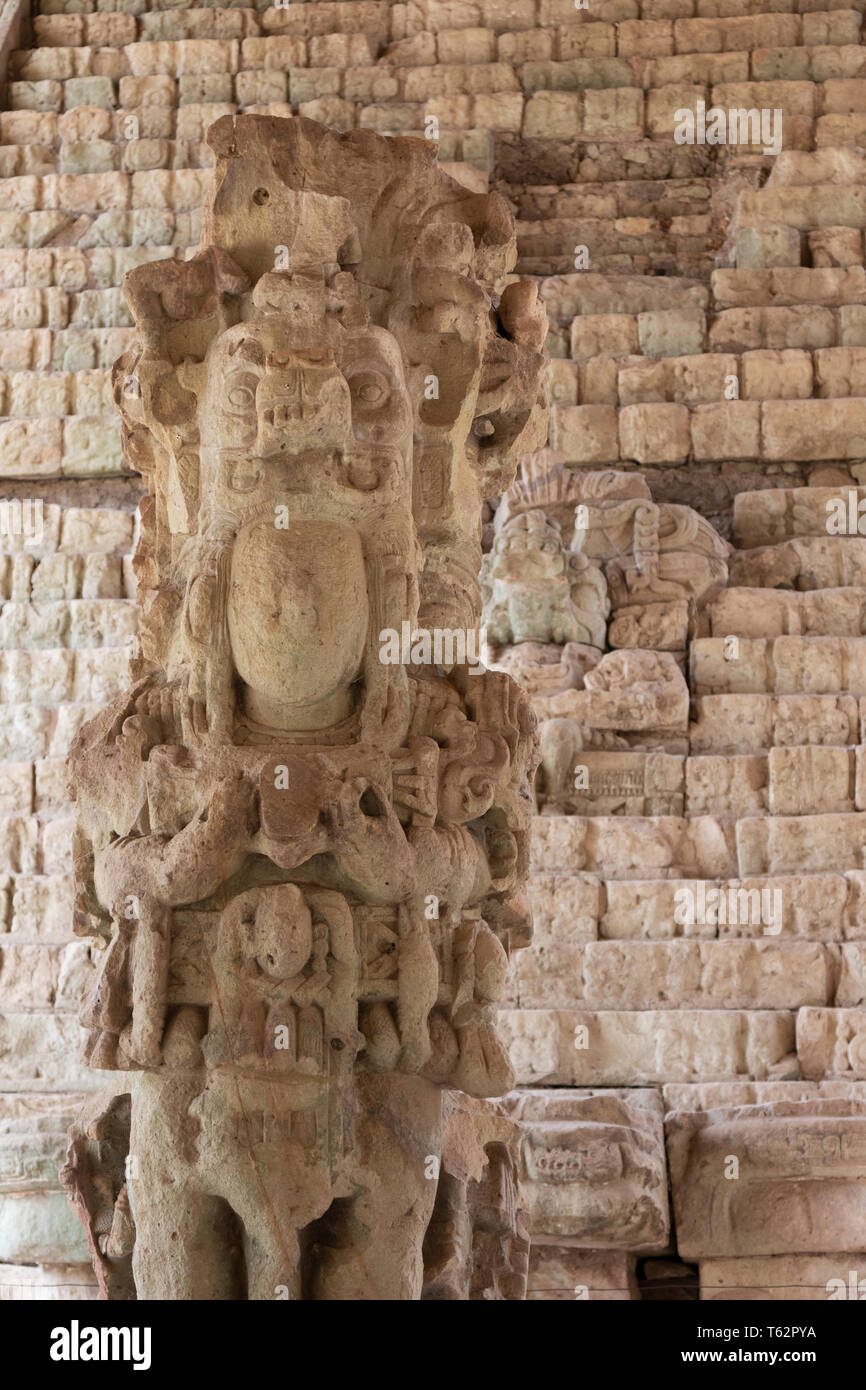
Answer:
483, 461, 730, 813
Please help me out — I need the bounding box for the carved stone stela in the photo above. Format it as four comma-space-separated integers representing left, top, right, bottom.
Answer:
61, 115, 547, 1301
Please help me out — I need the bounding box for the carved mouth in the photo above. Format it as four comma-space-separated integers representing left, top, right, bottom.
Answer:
262, 403, 322, 427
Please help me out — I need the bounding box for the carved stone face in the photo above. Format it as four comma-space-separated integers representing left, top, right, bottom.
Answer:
198, 302, 413, 518
227, 518, 369, 730
188, 277, 416, 734
491, 514, 568, 584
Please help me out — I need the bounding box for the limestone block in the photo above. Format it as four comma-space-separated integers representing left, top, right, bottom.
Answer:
710, 587, 866, 639
235, 70, 288, 106
619, 402, 690, 464
72, 649, 131, 704
0, 1192, 90, 1265
728, 533, 866, 589
241, 36, 307, 70
526, 871, 601, 943
690, 637, 866, 697
815, 347, 866, 399
40, 817, 73, 875
55, 107, 110, 144
8, 83, 64, 115
35, 759, 72, 817
530, 815, 737, 880
667, 1099, 866, 1258
528, 1247, 638, 1300
0, 707, 51, 762
73, 371, 115, 416
500, 1008, 796, 1086
56, 939, 97, 1008
701, 1254, 866, 1301
295, 97, 356, 132
735, 223, 801, 270
581, 87, 643, 141
547, 359, 579, 406
645, 82, 707, 138
685, 754, 767, 816
0, 942, 66, 1008
117, 75, 176, 108
522, 90, 580, 138
608, 600, 689, 651
741, 348, 813, 400
733, 486, 866, 547
561, 750, 684, 816
504, 1088, 669, 1248
63, 78, 116, 112
582, 940, 832, 1011
691, 401, 760, 462
570, 314, 637, 360
556, 23, 616, 61
11, 876, 75, 940
637, 309, 706, 359
770, 745, 854, 816
499, 29, 554, 64
737, 812, 866, 876
175, 103, 235, 140
0, 1263, 98, 1302
839, 305, 866, 347
512, 940, 585, 1007
6, 372, 69, 417
579, 358, 619, 406
177, 74, 234, 105
140, 9, 257, 43
798, 1008, 866, 1079
603, 873, 848, 942
57, 510, 131, 557
61, 416, 123, 475
715, 266, 866, 310
50, 705, 104, 758
836, 944, 866, 1007
710, 307, 835, 353
0, 419, 61, 477
549, 404, 618, 463
69, 287, 131, 328
676, 14, 800, 52
0, 765, 32, 818
663, 1080, 866, 1112
128, 40, 239, 78
810, 227, 864, 268
762, 399, 866, 462
540, 272, 708, 323
618, 353, 736, 406
0, 112, 59, 145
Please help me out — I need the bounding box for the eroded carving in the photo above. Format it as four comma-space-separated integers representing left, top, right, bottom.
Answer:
67, 116, 547, 1301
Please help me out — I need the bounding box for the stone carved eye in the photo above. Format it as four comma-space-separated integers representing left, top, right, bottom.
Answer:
229, 461, 263, 492
224, 372, 259, 415
349, 371, 390, 411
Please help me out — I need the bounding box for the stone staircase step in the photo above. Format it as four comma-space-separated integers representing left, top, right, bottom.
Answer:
0, 327, 136, 372
729, 535, 866, 588
690, 693, 862, 753
691, 634, 866, 696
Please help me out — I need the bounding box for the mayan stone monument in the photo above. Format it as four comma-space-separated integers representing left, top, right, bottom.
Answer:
1, 0, 866, 1315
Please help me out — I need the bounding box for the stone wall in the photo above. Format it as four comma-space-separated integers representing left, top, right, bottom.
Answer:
1, 0, 866, 1300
